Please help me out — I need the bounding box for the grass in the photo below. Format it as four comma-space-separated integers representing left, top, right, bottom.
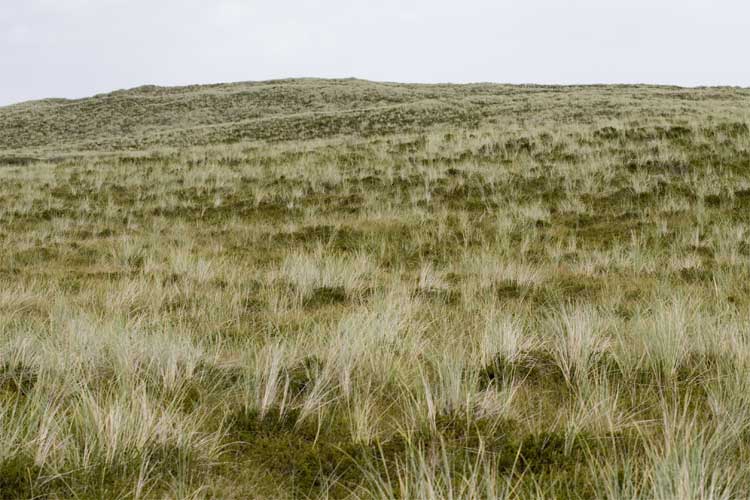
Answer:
1, 78, 750, 497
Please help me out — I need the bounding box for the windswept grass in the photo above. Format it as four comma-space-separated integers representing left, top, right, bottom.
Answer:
1, 78, 750, 497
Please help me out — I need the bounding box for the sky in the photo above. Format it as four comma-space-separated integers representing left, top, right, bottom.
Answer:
2, 0, 749, 105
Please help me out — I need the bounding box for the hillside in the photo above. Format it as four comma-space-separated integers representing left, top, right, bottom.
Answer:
2, 79, 750, 498
2, 78, 749, 154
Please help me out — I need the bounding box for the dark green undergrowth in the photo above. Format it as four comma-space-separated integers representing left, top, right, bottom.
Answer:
224, 407, 624, 498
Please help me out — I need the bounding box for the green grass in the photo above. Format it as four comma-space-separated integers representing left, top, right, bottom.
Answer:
1, 78, 750, 498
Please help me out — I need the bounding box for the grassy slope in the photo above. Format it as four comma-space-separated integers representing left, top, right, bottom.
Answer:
3, 79, 748, 153
1, 79, 750, 498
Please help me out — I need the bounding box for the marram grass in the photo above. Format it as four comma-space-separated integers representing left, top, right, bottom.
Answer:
1, 79, 750, 498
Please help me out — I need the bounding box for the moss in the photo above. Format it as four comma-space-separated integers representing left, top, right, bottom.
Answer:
228, 409, 370, 496
429, 413, 518, 449
491, 281, 527, 301
231, 405, 613, 498
704, 194, 724, 207
676, 267, 713, 283
229, 409, 535, 497
516, 432, 570, 471
273, 225, 365, 252
0, 456, 41, 500
304, 286, 349, 308
557, 211, 644, 249
61, 457, 177, 499
539, 275, 603, 303
287, 356, 324, 396
422, 416, 600, 498
479, 350, 567, 391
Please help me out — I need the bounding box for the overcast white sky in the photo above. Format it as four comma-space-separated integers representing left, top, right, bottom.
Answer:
2, 0, 749, 106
